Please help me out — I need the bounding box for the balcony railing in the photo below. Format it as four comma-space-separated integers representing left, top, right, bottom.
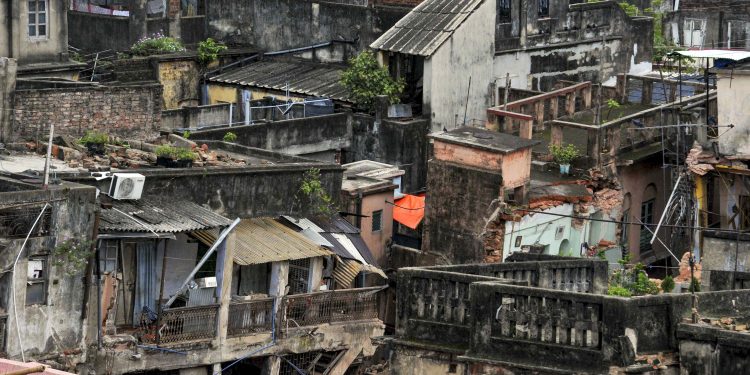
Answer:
228, 298, 275, 337
282, 287, 381, 329
158, 304, 219, 345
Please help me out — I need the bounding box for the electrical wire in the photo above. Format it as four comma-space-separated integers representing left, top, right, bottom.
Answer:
11, 203, 50, 362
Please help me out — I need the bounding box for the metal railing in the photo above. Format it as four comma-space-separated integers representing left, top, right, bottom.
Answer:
158, 304, 219, 344
282, 287, 381, 329
227, 298, 275, 337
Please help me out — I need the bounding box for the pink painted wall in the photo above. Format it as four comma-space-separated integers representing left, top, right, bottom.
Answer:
619, 161, 668, 262
433, 140, 531, 189
500, 148, 532, 189
360, 190, 394, 267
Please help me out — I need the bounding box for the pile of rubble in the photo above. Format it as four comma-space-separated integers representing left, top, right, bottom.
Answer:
23, 136, 249, 172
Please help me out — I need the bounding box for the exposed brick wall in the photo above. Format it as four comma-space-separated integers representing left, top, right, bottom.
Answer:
12, 84, 162, 141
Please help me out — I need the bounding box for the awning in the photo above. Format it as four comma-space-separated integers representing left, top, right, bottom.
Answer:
393, 194, 425, 230
332, 257, 362, 287
675, 49, 750, 61
193, 218, 332, 265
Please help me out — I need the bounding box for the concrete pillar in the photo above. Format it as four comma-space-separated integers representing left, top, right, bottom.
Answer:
566, 92, 577, 115
641, 81, 653, 105
308, 257, 324, 292
534, 101, 545, 130
668, 82, 677, 103
582, 86, 592, 109
269, 261, 289, 297
616, 74, 627, 99
519, 119, 533, 140
0, 58, 17, 143
587, 129, 600, 166
263, 356, 281, 375
129, 0, 148, 46
216, 232, 236, 343
503, 118, 514, 134
608, 127, 621, 158
550, 96, 559, 119
550, 124, 564, 147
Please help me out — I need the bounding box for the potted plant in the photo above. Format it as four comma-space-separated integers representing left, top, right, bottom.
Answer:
155, 145, 177, 167
175, 147, 196, 168
79, 131, 109, 155
549, 143, 580, 174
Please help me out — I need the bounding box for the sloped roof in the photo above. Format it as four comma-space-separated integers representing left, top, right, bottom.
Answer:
280, 216, 378, 266
208, 59, 354, 103
193, 218, 332, 265
370, 0, 484, 57
99, 198, 232, 233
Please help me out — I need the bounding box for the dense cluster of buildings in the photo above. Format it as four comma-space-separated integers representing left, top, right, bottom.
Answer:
0, 0, 748, 374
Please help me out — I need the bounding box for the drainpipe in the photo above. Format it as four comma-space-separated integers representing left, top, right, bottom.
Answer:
6, 0, 13, 58
356, 192, 363, 229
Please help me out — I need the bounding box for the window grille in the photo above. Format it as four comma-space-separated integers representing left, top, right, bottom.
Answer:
372, 210, 383, 232
288, 258, 311, 295
0, 206, 51, 238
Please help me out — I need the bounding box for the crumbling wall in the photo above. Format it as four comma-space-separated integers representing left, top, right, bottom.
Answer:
12, 84, 163, 141
422, 160, 502, 264
0, 58, 17, 143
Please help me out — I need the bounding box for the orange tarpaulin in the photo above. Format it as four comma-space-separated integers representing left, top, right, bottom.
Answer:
393, 194, 425, 230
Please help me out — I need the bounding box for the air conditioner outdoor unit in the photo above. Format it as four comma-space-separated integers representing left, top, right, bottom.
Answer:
108, 173, 145, 200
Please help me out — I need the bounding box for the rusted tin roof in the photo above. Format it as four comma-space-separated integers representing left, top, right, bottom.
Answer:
193, 218, 332, 265
99, 198, 232, 233
208, 59, 353, 103
370, 0, 483, 57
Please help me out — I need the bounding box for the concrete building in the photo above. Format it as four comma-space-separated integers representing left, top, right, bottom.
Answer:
389, 254, 750, 374
0, 0, 83, 78
422, 126, 538, 264
340, 160, 404, 267
662, 0, 750, 49
371, 0, 654, 132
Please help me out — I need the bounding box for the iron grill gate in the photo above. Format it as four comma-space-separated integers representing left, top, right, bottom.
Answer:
288, 258, 311, 295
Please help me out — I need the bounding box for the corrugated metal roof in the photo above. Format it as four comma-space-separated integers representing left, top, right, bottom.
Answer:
333, 257, 362, 288
370, 0, 483, 57
280, 216, 379, 266
208, 59, 354, 103
194, 218, 332, 265
99, 198, 233, 233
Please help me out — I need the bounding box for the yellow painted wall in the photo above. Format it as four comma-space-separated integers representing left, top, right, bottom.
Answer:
207, 84, 238, 104
158, 60, 200, 109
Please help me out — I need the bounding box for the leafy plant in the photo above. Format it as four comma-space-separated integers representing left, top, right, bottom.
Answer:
79, 131, 109, 145
606, 99, 622, 120
661, 275, 675, 293
608, 260, 660, 297
689, 277, 701, 292
223, 132, 238, 142
341, 50, 405, 112
155, 145, 177, 158
197, 38, 228, 65
549, 143, 580, 165
182, 130, 191, 139
176, 147, 196, 161
52, 238, 94, 276
131, 32, 185, 56
608, 286, 632, 297
619, 2, 639, 16
296, 168, 335, 218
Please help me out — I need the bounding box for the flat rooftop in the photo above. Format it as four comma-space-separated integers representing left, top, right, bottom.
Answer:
343, 160, 404, 180
430, 126, 539, 154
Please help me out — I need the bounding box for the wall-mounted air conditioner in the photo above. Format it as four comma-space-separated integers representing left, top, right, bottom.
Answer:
108, 173, 145, 200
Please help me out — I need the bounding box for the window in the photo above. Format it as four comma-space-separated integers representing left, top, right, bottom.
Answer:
288, 258, 311, 295
26, 257, 47, 305
99, 240, 118, 274
498, 0, 512, 23
181, 0, 204, 16
639, 199, 655, 254
538, 0, 549, 18
621, 209, 630, 243
27, 0, 47, 38
371, 210, 383, 232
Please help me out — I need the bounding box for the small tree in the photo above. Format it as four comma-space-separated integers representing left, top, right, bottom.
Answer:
341, 51, 405, 112
198, 38, 228, 65
606, 99, 622, 120
294, 168, 335, 218
661, 275, 675, 293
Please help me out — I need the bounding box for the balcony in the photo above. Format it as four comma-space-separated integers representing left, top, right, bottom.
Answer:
283, 287, 382, 329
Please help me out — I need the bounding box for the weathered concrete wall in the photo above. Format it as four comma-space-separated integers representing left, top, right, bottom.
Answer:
12, 83, 163, 141
67, 12, 132, 53
158, 59, 201, 109
2, 0, 69, 65
702, 232, 750, 291
716, 69, 750, 156
422, 0, 495, 132
206, 0, 408, 55
0, 182, 97, 362
678, 324, 750, 375
0, 58, 17, 143
663, 1, 750, 49
162, 103, 233, 130
422, 160, 502, 264
349, 114, 430, 194
189, 113, 351, 157
61, 145, 343, 219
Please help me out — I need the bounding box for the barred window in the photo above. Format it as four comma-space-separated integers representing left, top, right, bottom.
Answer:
26, 257, 47, 305
498, 0, 512, 23
538, 0, 549, 17
28, 0, 48, 38
372, 210, 383, 232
